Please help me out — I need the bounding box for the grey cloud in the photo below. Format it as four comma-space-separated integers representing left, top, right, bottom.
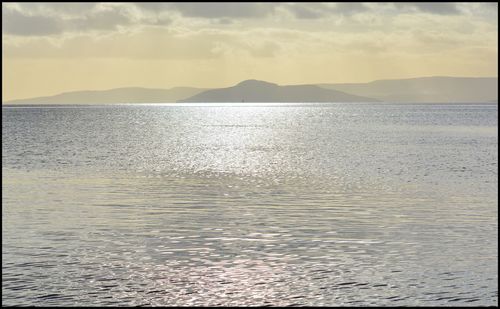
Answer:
136, 2, 278, 18
136, 2, 329, 20
412, 3, 460, 15
132, 3, 169, 12
394, 3, 460, 15
279, 3, 369, 19
217, 18, 234, 25
284, 4, 329, 19
285, 2, 463, 19
333, 3, 370, 15
2, 7, 63, 36
15, 2, 99, 15
278, 3, 370, 19
291, 7, 324, 19
71, 8, 133, 31
2, 2, 483, 38
2, 3, 156, 36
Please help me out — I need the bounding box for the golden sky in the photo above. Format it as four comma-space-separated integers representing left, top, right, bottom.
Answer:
2, 2, 498, 101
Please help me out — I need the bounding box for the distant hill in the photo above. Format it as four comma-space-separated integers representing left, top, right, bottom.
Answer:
178, 79, 378, 103
318, 76, 498, 103
3, 87, 207, 104
4, 76, 497, 105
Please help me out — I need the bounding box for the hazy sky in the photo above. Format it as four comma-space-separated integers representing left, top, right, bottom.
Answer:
2, 2, 498, 101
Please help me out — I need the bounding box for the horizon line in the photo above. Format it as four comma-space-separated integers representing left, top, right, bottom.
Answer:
3, 75, 499, 103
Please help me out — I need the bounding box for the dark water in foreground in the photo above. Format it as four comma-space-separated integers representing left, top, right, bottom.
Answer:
2, 103, 498, 306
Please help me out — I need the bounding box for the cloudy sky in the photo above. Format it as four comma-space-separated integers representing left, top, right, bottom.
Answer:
2, 2, 498, 101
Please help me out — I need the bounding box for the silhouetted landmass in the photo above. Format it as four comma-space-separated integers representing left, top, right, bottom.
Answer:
4, 87, 207, 104
318, 76, 498, 103
3, 77, 497, 105
178, 79, 378, 102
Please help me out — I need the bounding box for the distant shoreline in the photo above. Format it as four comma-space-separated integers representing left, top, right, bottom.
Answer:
3, 101, 498, 108
4, 77, 498, 105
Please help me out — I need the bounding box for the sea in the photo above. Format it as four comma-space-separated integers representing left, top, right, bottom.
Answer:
2, 103, 498, 306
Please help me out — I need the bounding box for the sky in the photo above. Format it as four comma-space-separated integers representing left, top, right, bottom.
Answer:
2, 2, 498, 101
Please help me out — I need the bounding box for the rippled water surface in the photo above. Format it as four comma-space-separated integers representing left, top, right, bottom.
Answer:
2, 103, 498, 306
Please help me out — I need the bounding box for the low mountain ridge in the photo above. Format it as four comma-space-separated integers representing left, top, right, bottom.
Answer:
318, 76, 498, 103
3, 76, 497, 104
178, 79, 378, 103
4, 87, 207, 104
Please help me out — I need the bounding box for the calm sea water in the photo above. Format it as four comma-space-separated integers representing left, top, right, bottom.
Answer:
2, 103, 498, 306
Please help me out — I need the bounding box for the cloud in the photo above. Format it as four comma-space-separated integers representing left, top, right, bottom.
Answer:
280, 4, 330, 19
70, 7, 134, 31
2, 2, 100, 18
333, 3, 370, 15
147, 3, 278, 19
4, 2, 495, 38
2, 6, 64, 36
277, 3, 370, 19
279, 2, 462, 20
394, 3, 460, 15
2, 3, 167, 36
2, 2, 497, 63
3, 27, 233, 60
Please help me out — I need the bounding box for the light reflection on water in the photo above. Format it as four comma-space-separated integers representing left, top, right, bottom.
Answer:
2, 103, 498, 306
